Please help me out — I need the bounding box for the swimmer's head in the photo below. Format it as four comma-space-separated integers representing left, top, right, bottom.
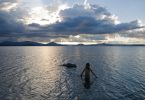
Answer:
86, 63, 90, 69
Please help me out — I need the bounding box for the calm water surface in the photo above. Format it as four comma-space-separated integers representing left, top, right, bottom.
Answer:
0, 46, 145, 100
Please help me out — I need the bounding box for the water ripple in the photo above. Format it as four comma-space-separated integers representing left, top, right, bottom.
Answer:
0, 46, 145, 99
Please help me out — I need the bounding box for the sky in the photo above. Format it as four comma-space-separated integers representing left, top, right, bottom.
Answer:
0, 0, 145, 44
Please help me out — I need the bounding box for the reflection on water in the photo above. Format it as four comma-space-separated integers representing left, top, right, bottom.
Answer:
0, 46, 145, 99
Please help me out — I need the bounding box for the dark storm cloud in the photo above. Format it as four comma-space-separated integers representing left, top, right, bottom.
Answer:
0, 2, 145, 42
36, 4, 144, 35
41, 17, 143, 34
28, 23, 41, 28
0, 11, 25, 35
59, 4, 111, 20
118, 27, 145, 39
0, 0, 26, 37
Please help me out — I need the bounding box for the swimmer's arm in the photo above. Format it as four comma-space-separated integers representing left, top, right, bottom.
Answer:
90, 69, 98, 78
80, 69, 85, 78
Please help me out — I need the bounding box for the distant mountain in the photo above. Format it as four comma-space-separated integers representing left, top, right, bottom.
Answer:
77, 44, 85, 46
46, 42, 64, 46
0, 41, 64, 46
102, 43, 145, 46
0, 41, 144, 46
0, 41, 43, 46
75, 43, 145, 46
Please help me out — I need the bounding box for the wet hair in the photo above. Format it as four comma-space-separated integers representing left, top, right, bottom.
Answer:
86, 63, 90, 66
86, 63, 90, 69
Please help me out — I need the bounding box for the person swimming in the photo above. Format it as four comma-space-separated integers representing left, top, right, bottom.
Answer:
80, 63, 97, 89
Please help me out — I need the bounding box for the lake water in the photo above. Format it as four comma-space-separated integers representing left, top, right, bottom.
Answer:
0, 46, 145, 100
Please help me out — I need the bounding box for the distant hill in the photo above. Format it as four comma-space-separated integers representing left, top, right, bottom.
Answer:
0, 41, 64, 46
0, 41, 43, 46
102, 43, 145, 46
46, 42, 64, 46
0, 41, 145, 46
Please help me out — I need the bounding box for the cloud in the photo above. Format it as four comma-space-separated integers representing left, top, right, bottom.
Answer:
0, 0, 19, 11
118, 27, 145, 39
0, 11, 26, 35
60, 4, 111, 20
0, 0, 26, 36
0, 1, 145, 43
36, 4, 144, 35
